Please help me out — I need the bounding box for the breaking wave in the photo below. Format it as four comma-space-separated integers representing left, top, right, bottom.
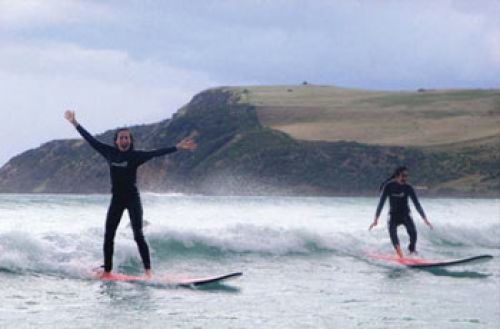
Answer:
0, 222, 497, 276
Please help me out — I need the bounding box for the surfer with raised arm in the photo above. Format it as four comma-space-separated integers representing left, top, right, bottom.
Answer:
369, 166, 433, 258
64, 110, 197, 278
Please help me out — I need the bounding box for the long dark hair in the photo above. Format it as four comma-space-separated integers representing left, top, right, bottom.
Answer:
114, 128, 134, 150
379, 166, 408, 192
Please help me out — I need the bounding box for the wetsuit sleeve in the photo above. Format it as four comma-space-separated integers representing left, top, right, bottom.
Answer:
375, 185, 389, 218
409, 186, 427, 219
76, 124, 114, 158
135, 146, 178, 166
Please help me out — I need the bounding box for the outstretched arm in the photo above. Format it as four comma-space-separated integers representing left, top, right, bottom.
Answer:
409, 186, 433, 229
135, 137, 198, 165
64, 110, 113, 158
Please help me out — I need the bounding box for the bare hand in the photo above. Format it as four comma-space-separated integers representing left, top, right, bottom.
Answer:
64, 110, 78, 126
176, 137, 197, 151
423, 218, 433, 230
369, 218, 379, 231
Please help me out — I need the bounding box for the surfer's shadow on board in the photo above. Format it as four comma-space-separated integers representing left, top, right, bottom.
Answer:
412, 267, 491, 279
97, 277, 241, 294
181, 282, 241, 293
143, 280, 242, 293
384, 266, 491, 279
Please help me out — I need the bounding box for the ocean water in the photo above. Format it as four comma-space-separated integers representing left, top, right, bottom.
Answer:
0, 194, 499, 329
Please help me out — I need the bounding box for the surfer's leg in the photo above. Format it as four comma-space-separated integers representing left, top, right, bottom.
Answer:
404, 216, 417, 253
127, 195, 151, 272
104, 198, 125, 272
388, 217, 403, 257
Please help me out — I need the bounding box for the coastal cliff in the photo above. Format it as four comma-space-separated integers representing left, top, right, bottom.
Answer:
0, 86, 498, 196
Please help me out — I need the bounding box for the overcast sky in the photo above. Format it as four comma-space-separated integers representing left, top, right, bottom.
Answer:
1, 0, 499, 166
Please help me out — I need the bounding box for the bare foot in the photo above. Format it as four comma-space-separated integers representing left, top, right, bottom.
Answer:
100, 271, 112, 279
409, 250, 418, 258
396, 245, 404, 258
145, 269, 152, 279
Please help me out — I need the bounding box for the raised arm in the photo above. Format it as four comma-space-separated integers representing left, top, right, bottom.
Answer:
64, 110, 114, 158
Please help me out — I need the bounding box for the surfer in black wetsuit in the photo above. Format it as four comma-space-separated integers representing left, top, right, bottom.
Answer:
369, 166, 433, 258
64, 110, 197, 278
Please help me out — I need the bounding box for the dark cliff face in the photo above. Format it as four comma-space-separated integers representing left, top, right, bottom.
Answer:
0, 88, 264, 194
0, 87, 499, 196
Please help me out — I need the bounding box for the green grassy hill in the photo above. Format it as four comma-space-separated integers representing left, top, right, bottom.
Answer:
234, 85, 500, 147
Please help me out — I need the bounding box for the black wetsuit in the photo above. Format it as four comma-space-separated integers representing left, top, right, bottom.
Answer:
76, 125, 177, 272
375, 181, 426, 253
